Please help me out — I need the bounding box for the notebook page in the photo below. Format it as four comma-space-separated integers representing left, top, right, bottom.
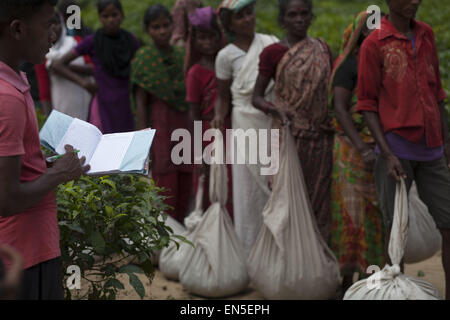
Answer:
56, 118, 103, 162
88, 132, 134, 174
39, 110, 74, 152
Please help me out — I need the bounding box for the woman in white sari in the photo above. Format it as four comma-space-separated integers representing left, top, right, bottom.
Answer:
212, 0, 278, 256
38, 12, 93, 120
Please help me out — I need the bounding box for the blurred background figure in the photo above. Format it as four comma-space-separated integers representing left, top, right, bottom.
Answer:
185, 6, 234, 220
328, 11, 386, 293
53, 0, 139, 133
170, 0, 203, 47
132, 5, 192, 223
35, 11, 93, 119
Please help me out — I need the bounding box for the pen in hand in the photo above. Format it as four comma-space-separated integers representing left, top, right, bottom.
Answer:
46, 149, 80, 163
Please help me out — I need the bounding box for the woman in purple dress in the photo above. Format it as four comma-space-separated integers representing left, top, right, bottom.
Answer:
53, 0, 139, 133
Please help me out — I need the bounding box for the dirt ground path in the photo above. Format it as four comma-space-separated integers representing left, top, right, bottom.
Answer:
113, 251, 445, 300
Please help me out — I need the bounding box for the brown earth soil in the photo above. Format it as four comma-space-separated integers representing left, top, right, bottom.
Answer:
71, 251, 445, 300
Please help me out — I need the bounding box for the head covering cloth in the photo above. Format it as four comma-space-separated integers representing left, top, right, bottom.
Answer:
217, 0, 256, 12
328, 11, 369, 105
328, 11, 373, 139
184, 6, 225, 76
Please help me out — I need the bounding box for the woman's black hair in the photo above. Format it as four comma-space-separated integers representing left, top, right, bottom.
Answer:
143, 4, 172, 30
277, 0, 313, 26
97, 0, 123, 15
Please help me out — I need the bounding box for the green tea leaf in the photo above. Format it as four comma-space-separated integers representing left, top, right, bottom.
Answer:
90, 230, 106, 255
104, 278, 125, 290
127, 273, 145, 299
119, 264, 144, 275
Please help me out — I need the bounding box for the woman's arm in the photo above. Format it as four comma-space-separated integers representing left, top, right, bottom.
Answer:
252, 74, 284, 120
135, 86, 150, 130
67, 63, 94, 76
334, 86, 375, 169
52, 50, 98, 95
210, 78, 232, 129
189, 102, 202, 122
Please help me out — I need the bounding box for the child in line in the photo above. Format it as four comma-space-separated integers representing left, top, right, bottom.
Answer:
131, 5, 192, 224
53, 0, 138, 133
185, 6, 234, 220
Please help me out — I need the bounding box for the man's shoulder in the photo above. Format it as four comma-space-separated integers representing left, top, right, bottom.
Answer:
360, 31, 381, 56
364, 29, 382, 45
0, 79, 26, 105
415, 19, 434, 35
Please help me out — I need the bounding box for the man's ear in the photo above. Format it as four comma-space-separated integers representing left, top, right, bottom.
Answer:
8, 19, 27, 41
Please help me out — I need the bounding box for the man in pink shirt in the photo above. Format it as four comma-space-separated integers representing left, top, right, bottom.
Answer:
0, 0, 90, 299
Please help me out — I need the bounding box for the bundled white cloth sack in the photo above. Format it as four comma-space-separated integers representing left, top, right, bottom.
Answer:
344, 179, 441, 300
150, 215, 186, 266
404, 182, 442, 264
247, 127, 341, 300
158, 175, 205, 280
179, 133, 249, 298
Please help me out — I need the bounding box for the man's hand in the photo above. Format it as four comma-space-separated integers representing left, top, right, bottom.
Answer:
50, 145, 90, 183
0, 244, 23, 300
385, 153, 407, 182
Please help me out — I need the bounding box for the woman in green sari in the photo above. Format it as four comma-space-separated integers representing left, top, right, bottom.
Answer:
131, 5, 192, 223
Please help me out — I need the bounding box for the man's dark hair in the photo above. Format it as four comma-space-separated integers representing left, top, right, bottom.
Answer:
97, 0, 123, 15
143, 4, 172, 30
0, 0, 57, 23
278, 0, 313, 26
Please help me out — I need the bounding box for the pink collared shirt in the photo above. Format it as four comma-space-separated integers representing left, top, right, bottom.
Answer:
0, 61, 60, 269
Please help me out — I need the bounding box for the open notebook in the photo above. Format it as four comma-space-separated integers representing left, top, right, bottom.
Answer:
39, 110, 156, 176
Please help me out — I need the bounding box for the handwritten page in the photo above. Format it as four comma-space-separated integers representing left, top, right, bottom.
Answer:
56, 118, 103, 162
88, 132, 134, 174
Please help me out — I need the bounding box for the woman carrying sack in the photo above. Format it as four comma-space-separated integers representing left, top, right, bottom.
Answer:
252, 0, 333, 242
185, 6, 234, 220
211, 0, 278, 257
